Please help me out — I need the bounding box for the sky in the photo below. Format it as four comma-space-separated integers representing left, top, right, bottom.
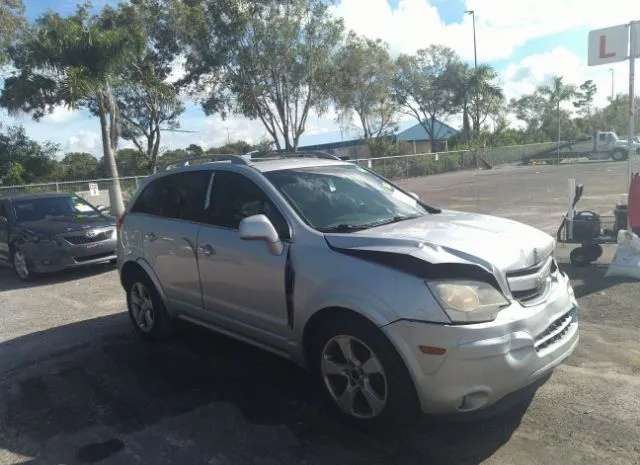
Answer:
4, 0, 640, 158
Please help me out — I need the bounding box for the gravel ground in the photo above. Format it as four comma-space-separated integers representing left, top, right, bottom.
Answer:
1, 160, 639, 465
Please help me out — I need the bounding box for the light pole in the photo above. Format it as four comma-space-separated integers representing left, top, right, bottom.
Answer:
608, 68, 615, 101
465, 10, 477, 68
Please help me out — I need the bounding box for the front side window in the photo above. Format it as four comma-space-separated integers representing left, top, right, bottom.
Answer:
264, 164, 432, 232
12, 195, 100, 222
207, 171, 290, 239
131, 170, 211, 222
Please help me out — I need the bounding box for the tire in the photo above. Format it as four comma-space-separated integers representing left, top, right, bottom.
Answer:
611, 149, 627, 162
309, 313, 420, 431
11, 247, 34, 281
570, 247, 591, 267
583, 243, 603, 262
125, 269, 176, 341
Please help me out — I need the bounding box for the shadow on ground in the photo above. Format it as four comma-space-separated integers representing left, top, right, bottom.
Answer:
0, 315, 536, 465
559, 262, 638, 298
0, 263, 116, 292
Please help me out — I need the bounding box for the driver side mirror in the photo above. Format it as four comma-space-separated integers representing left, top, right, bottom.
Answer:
409, 192, 420, 200
0, 216, 7, 226
239, 214, 284, 256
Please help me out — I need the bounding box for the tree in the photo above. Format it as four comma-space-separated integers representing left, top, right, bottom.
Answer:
393, 45, 460, 141
0, 0, 25, 66
537, 75, 577, 143
332, 32, 397, 139
0, 125, 58, 185
58, 152, 99, 181
111, 0, 186, 174
0, 3, 145, 216
185, 0, 344, 151
450, 62, 503, 141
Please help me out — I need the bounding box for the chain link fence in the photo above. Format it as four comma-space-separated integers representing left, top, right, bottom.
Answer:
0, 142, 559, 210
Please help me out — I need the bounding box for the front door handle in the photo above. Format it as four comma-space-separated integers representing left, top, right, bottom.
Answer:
144, 232, 158, 242
199, 244, 215, 257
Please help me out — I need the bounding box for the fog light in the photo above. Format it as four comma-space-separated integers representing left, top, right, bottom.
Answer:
458, 391, 490, 412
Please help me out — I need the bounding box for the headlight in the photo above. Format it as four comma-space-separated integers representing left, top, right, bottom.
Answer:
426, 280, 510, 323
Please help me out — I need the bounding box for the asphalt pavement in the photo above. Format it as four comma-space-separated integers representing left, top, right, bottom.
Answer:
1, 160, 639, 465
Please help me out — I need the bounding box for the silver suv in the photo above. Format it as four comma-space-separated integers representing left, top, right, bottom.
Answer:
117, 153, 579, 429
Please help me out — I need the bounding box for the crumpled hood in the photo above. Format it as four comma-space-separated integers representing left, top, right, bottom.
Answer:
324, 210, 555, 274
18, 216, 115, 236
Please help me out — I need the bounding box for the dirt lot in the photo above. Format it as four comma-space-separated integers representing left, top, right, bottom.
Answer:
1, 160, 639, 465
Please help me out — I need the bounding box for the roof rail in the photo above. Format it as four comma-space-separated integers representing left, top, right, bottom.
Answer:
255, 150, 341, 161
163, 154, 253, 170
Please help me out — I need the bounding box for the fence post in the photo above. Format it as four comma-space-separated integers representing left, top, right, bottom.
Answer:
475, 150, 479, 170
134, 177, 139, 188
55, 182, 59, 192
405, 157, 409, 177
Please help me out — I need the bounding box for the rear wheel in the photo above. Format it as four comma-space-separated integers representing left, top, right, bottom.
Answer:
612, 149, 627, 162
125, 270, 176, 341
309, 314, 420, 431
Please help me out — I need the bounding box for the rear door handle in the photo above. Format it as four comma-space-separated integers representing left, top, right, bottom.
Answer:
144, 232, 158, 242
199, 244, 215, 257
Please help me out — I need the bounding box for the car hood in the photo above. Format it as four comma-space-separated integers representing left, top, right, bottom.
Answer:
18, 215, 115, 236
324, 210, 555, 274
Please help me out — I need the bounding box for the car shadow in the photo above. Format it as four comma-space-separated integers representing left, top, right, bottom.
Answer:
0, 262, 116, 292
0, 315, 533, 465
558, 262, 638, 298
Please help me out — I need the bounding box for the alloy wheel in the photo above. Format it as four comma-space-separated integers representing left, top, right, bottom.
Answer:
13, 250, 30, 280
321, 335, 388, 419
130, 281, 155, 332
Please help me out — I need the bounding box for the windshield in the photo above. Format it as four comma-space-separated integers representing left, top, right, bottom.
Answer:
264, 164, 432, 232
13, 195, 100, 222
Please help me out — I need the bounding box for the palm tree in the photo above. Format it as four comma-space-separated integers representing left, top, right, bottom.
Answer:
450, 63, 503, 141
0, 4, 143, 216
537, 76, 577, 161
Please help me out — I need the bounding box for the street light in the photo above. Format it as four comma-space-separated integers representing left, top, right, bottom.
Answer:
465, 10, 477, 68
608, 68, 615, 101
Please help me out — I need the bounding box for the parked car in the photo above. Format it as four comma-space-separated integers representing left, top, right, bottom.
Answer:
0, 192, 117, 280
117, 153, 579, 430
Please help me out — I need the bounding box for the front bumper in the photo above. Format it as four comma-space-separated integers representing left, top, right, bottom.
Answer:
383, 271, 579, 415
24, 236, 117, 274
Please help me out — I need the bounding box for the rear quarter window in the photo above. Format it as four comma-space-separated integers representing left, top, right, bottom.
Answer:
130, 170, 212, 222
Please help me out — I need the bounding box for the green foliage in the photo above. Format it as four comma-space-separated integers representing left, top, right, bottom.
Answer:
332, 32, 397, 139
57, 152, 99, 181
0, 0, 25, 66
185, 0, 344, 150
0, 125, 59, 186
393, 45, 460, 141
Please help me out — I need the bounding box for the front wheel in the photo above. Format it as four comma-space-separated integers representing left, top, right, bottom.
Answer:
12, 248, 34, 281
309, 314, 420, 431
570, 246, 591, 267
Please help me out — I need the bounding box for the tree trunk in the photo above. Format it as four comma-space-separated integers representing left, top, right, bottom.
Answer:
98, 95, 125, 217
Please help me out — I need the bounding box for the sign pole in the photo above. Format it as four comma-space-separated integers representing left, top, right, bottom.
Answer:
628, 21, 636, 187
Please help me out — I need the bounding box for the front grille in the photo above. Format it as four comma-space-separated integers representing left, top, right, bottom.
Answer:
506, 256, 557, 306
63, 229, 114, 245
74, 251, 114, 263
534, 309, 575, 352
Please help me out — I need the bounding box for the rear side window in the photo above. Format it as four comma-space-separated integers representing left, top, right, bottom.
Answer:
131, 170, 212, 222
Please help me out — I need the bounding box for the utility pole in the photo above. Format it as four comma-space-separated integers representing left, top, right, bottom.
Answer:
609, 68, 615, 101
225, 127, 231, 145
465, 10, 477, 68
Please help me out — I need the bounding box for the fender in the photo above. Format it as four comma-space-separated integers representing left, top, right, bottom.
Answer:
122, 257, 169, 305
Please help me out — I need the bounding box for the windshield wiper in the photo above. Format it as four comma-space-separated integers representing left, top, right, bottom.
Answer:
366, 214, 423, 228
316, 224, 369, 233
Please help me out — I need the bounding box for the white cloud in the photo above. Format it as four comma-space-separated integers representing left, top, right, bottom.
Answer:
41, 106, 80, 124
502, 45, 634, 110
64, 131, 102, 155
333, 0, 640, 62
